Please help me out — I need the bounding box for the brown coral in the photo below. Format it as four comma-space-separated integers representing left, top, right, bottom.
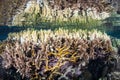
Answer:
1, 29, 114, 80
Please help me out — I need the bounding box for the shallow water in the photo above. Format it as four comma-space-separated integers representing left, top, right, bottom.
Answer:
0, 25, 120, 41
0, 33, 8, 41
107, 30, 120, 39
0, 30, 120, 41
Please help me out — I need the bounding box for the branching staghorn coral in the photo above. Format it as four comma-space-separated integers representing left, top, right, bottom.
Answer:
8, 29, 110, 43
1, 29, 114, 80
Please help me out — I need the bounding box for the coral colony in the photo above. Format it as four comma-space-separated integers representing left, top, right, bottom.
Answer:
1, 29, 115, 80
0, 0, 119, 80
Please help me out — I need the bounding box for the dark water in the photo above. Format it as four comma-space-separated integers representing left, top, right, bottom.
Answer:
0, 26, 29, 41
0, 33, 8, 41
107, 30, 120, 39
0, 25, 120, 41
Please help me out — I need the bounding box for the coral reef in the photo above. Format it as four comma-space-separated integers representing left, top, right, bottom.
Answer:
12, 0, 115, 26
1, 29, 115, 80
